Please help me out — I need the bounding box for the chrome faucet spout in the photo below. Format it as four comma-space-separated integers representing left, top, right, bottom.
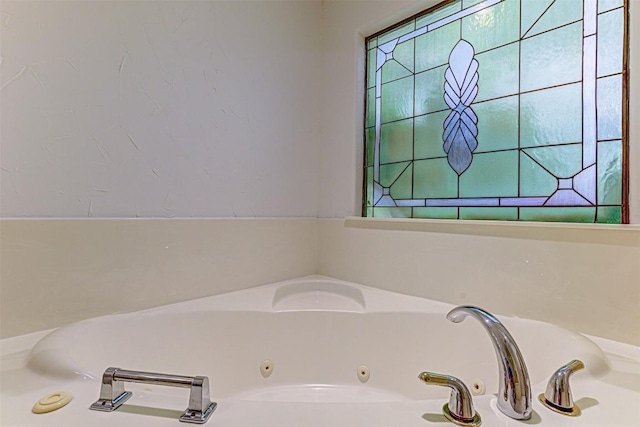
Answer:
447, 306, 532, 420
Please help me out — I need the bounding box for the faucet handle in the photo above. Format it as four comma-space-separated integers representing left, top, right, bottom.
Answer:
538, 359, 584, 416
419, 371, 481, 427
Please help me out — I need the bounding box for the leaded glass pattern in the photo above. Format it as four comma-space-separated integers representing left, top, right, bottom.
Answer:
364, 0, 629, 223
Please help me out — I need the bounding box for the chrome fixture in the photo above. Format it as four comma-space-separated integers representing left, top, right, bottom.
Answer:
447, 306, 532, 420
90, 367, 217, 424
538, 359, 584, 416
419, 371, 481, 426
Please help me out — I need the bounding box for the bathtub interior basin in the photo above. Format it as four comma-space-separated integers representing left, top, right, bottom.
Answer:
2, 275, 639, 427
26, 276, 607, 402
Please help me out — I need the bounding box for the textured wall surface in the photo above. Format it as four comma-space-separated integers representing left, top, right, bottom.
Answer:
1, 1, 321, 217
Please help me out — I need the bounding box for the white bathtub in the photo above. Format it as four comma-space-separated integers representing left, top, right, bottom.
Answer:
1, 276, 639, 426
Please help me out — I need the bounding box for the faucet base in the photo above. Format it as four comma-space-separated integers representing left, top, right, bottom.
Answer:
442, 403, 482, 427
538, 394, 581, 417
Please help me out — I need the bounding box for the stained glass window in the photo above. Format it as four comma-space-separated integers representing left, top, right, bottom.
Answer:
364, 0, 629, 223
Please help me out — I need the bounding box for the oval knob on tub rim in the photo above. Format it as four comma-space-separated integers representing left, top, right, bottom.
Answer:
32, 391, 73, 414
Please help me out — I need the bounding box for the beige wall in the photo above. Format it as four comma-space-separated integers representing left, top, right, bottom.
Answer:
0, 219, 318, 337
317, 218, 640, 345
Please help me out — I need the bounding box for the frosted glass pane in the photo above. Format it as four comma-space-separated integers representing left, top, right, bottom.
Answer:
415, 21, 460, 73
597, 9, 624, 77
393, 40, 415, 73
597, 75, 623, 141
473, 96, 518, 152
475, 43, 519, 102
523, 144, 582, 178
413, 159, 458, 199
460, 207, 517, 220
372, 207, 411, 218
459, 151, 518, 197
520, 207, 596, 222
380, 119, 414, 164
414, 65, 447, 115
382, 60, 412, 84
380, 162, 411, 187
520, 23, 582, 92
390, 163, 413, 199
598, 0, 623, 13
520, 152, 557, 196
520, 84, 582, 147
597, 207, 621, 223
462, 0, 519, 53
414, 110, 450, 159
597, 140, 622, 205
380, 76, 413, 123
523, 0, 582, 38
520, 0, 553, 37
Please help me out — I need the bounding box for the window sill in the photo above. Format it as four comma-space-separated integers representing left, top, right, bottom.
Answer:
344, 216, 639, 245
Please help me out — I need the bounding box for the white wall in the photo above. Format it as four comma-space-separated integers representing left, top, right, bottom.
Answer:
0, 1, 321, 217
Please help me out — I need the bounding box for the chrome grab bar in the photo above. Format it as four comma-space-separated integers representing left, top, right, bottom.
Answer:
90, 367, 217, 424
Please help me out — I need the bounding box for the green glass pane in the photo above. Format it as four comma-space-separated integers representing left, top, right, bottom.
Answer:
523, 0, 582, 38
365, 127, 375, 167
380, 161, 411, 187
390, 163, 413, 199
520, 83, 582, 147
520, 0, 554, 37
519, 207, 596, 222
597, 139, 622, 205
414, 110, 449, 160
382, 60, 412, 84
522, 144, 582, 178
393, 39, 414, 73
597, 9, 624, 78
598, 0, 624, 13
520, 152, 558, 197
366, 87, 376, 127
474, 96, 518, 153
597, 75, 623, 141
416, 1, 461, 29
596, 206, 622, 224
475, 43, 519, 102
372, 207, 412, 218
367, 48, 377, 89
365, 207, 373, 217
381, 76, 414, 123
413, 158, 458, 199
380, 118, 413, 164
414, 207, 458, 219
521, 23, 582, 92
415, 21, 460, 73
367, 37, 378, 49
415, 65, 447, 116
459, 151, 518, 198
460, 207, 517, 220
365, 166, 374, 206
462, 0, 519, 53
379, 21, 415, 45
